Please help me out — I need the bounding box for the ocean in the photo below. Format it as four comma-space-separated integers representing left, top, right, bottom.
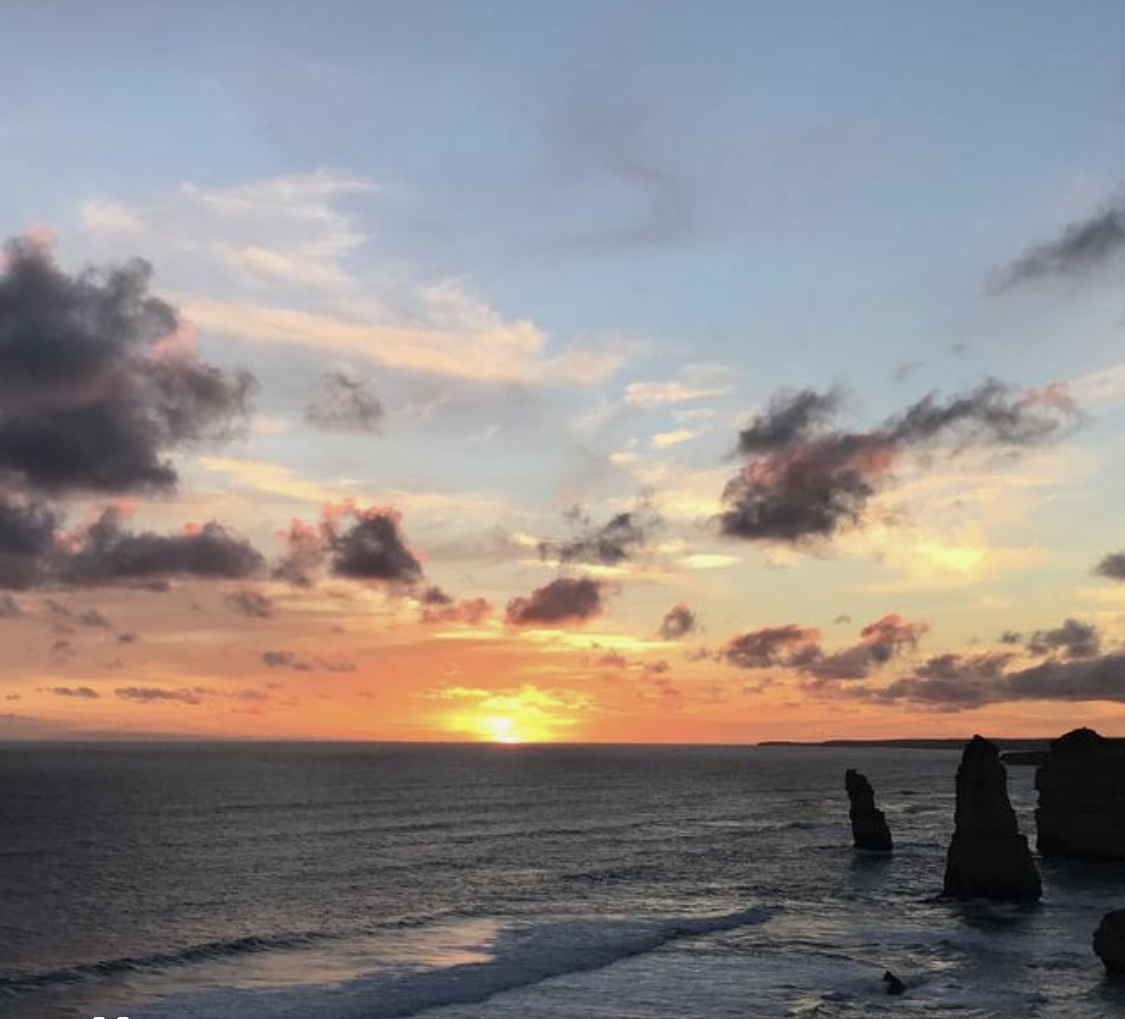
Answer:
2, 743, 1124, 1019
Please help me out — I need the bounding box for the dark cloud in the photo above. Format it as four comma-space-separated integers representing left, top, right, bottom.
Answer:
540, 502, 661, 566
720, 380, 1077, 543
115, 685, 207, 705
720, 614, 926, 681
992, 199, 1125, 291
505, 576, 604, 626
0, 237, 254, 494
722, 625, 819, 669
1093, 551, 1125, 581
915, 651, 1013, 681
800, 648, 874, 681
0, 497, 59, 588
305, 370, 384, 434
1005, 655, 1125, 702
867, 651, 1125, 709
858, 614, 929, 662
869, 652, 1016, 708
275, 504, 423, 587
225, 589, 273, 619
596, 650, 628, 669
999, 630, 1022, 645
261, 650, 355, 673
659, 603, 697, 641
737, 389, 844, 455
885, 379, 1074, 448
60, 508, 264, 585
262, 650, 306, 670
44, 685, 99, 699
327, 505, 423, 585
720, 432, 892, 542
1026, 618, 1100, 659
839, 617, 1119, 709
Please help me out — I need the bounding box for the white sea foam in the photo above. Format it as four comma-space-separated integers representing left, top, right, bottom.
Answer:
130, 907, 772, 1019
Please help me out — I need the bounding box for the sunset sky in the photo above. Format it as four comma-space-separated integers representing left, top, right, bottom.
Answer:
2, 1, 1125, 743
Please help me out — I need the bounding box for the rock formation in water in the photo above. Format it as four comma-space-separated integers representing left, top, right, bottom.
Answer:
1095, 911, 1125, 975
845, 768, 893, 852
942, 735, 1041, 901
1036, 727, 1125, 860
882, 970, 906, 996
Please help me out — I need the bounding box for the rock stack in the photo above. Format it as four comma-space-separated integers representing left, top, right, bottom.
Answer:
1094, 910, 1125, 975
942, 735, 1041, 901
1036, 727, 1125, 860
845, 769, 893, 852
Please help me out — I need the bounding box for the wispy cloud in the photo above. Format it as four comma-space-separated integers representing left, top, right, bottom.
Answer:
179, 292, 632, 385
80, 171, 638, 386
651, 429, 695, 450
625, 363, 732, 408
991, 192, 1125, 291
82, 169, 376, 291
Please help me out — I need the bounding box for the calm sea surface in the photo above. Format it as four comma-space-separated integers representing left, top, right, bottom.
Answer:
2, 743, 1124, 1019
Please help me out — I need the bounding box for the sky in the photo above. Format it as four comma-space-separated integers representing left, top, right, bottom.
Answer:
1, 1, 1125, 743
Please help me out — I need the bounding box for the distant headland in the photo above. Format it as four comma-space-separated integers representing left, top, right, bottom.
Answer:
756, 738, 1050, 751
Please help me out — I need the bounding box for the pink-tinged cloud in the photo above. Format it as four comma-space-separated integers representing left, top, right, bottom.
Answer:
419, 587, 493, 625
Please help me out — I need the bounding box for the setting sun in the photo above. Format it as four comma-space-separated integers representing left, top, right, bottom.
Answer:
486, 716, 521, 744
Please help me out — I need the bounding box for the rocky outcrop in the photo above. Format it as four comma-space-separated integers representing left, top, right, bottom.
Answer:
942, 735, 1041, 901
845, 769, 892, 851
1036, 727, 1125, 860
1094, 910, 1125, 975
882, 970, 905, 996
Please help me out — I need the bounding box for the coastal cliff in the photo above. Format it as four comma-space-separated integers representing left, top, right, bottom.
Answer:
1036, 728, 1125, 860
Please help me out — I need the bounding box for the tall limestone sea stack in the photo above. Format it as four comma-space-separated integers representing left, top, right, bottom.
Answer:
943, 735, 1041, 901
1036, 727, 1125, 860
845, 769, 893, 852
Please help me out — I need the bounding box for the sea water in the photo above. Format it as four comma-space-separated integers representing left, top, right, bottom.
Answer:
2, 743, 1123, 1019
